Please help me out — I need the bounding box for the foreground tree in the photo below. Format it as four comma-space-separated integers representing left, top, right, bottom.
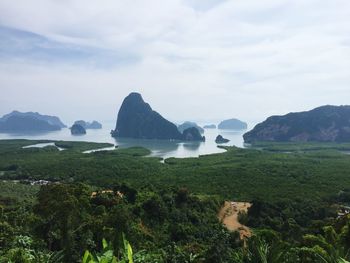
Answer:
34, 183, 91, 262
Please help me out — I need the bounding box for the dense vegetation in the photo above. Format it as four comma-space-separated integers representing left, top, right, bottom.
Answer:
1, 139, 350, 262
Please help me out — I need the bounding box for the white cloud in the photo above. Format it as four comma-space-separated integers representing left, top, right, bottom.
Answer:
0, 0, 349, 125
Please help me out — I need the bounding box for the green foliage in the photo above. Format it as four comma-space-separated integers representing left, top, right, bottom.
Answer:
34, 183, 92, 262
0, 140, 51, 154
82, 239, 119, 263
250, 141, 350, 152
232, 235, 284, 263
2, 140, 350, 262
2, 139, 350, 202
0, 235, 64, 263
0, 181, 39, 203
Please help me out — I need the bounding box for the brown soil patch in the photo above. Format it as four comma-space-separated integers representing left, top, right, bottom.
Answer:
218, 201, 252, 239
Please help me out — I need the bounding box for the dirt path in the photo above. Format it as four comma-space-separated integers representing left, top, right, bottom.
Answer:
218, 201, 252, 239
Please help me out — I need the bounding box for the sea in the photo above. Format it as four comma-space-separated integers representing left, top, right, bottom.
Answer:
0, 121, 251, 159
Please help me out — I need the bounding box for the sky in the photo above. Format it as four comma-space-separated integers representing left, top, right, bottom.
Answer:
0, 0, 350, 126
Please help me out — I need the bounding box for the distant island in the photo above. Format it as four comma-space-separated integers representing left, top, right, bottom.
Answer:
0, 111, 66, 133
74, 120, 102, 129
218, 118, 247, 130
178, 121, 204, 134
70, 124, 86, 135
183, 127, 205, 142
111, 93, 206, 141
244, 105, 350, 143
204, 124, 216, 129
215, 135, 230, 144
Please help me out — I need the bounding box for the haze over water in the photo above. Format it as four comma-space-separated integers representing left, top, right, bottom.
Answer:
0, 121, 249, 158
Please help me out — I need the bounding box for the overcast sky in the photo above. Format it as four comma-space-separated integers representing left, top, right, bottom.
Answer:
0, 0, 349, 126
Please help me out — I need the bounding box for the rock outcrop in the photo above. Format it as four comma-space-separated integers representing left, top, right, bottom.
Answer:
182, 127, 205, 142
0, 110, 66, 133
89, 121, 103, 129
0, 115, 61, 133
1, 111, 66, 128
74, 120, 102, 129
244, 105, 350, 143
111, 93, 183, 140
178, 122, 204, 134
70, 124, 86, 135
215, 135, 230, 144
218, 119, 247, 130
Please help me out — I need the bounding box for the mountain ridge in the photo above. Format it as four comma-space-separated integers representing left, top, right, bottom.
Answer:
244, 105, 350, 143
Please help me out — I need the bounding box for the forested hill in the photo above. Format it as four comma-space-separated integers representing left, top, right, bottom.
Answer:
244, 105, 350, 143
1, 139, 350, 262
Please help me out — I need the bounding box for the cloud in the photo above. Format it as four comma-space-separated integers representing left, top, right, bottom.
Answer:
185, 0, 228, 12
0, 0, 349, 124
0, 26, 140, 68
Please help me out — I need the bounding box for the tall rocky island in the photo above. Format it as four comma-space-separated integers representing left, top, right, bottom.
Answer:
111, 93, 183, 140
112, 93, 206, 141
244, 105, 350, 143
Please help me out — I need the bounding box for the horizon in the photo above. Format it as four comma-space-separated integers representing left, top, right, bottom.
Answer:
2, 95, 348, 129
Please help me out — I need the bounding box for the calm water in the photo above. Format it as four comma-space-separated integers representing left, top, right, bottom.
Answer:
0, 122, 247, 158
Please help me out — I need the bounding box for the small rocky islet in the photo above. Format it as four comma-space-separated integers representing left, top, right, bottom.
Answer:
178, 121, 204, 134
70, 124, 86, 135
215, 135, 230, 144
74, 120, 102, 129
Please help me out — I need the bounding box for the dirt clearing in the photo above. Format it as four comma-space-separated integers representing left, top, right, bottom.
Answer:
218, 201, 252, 239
